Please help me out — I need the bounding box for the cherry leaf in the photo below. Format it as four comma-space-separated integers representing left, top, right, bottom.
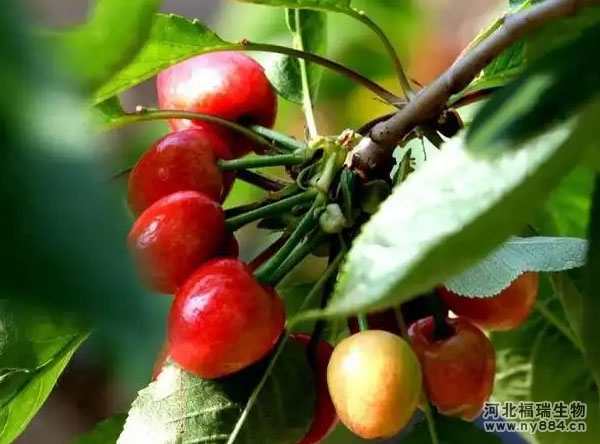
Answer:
443, 236, 587, 297
117, 341, 314, 444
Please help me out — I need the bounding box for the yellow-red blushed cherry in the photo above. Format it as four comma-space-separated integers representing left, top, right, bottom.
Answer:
127, 128, 234, 215
290, 334, 338, 444
167, 259, 285, 379
127, 191, 225, 294
157, 52, 277, 157
409, 316, 495, 421
327, 330, 421, 439
439, 272, 539, 331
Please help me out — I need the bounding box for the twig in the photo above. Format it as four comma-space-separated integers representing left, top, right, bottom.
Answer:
347, 0, 600, 174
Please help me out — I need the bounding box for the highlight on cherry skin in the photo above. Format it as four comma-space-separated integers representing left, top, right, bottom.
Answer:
289, 333, 338, 444
167, 258, 285, 379
157, 51, 278, 157
326, 330, 422, 440
439, 271, 539, 331
127, 190, 225, 295
127, 128, 234, 215
409, 316, 496, 421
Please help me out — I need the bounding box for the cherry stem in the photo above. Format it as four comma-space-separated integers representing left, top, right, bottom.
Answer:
106, 108, 274, 149
249, 125, 308, 152
427, 293, 454, 340
236, 169, 290, 192
254, 192, 327, 284
225, 188, 318, 232
242, 42, 401, 105
357, 313, 369, 332
394, 306, 440, 444
267, 231, 328, 286
218, 152, 311, 172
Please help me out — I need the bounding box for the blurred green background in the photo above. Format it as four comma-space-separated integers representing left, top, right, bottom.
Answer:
14, 0, 502, 442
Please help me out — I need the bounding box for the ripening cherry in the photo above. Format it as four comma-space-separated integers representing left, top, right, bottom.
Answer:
127, 191, 225, 294
327, 330, 421, 439
157, 52, 277, 157
168, 259, 285, 379
290, 334, 338, 444
127, 129, 233, 215
409, 316, 495, 421
439, 272, 539, 331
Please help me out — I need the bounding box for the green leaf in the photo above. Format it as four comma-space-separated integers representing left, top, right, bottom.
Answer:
444, 236, 587, 297
0, 333, 87, 444
0, 301, 84, 375
530, 326, 600, 444
403, 415, 502, 444
468, 23, 600, 153
533, 167, 595, 238
0, 1, 167, 386
94, 14, 232, 103
71, 414, 127, 444
93, 96, 126, 126
52, 0, 162, 90
268, 9, 327, 104
581, 176, 600, 388
326, 119, 584, 316
117, 341, 314, 444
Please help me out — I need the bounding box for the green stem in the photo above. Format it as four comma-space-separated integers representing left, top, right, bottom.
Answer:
236, 169, 290, 192
225, 189, 317, 232
535, 301, 583, 352
227, 249, 346, 444
293, 9, 319, 139
250, 125, 308, 152
105, 109, 272, 149
395, 307, 439, 444
267, 231, 327, 286
254, 193, 326, 283
242, 42, 400, 105
218, 152, 310, 171
315, 152, 341, 193
347, 8, 412, 99
357, 313, 369, 332
287, 250, 347, 329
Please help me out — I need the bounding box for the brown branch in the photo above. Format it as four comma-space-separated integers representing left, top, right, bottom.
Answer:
348, 0, 600, 175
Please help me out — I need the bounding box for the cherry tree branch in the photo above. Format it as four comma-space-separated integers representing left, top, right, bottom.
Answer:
347, 0, 600, 175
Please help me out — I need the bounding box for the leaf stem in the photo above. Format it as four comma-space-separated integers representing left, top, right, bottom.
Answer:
218, 152, 311, 171
347, 8, 413, 99
394, 307, 439, 444
236, 169, 290, 192
292, 9, 319, 139
254, 192, 326, 283
225, 188, 317, 232
242, 42, 400, 105
249, 125, 308, 151
107, 109, 273, 149
534, 301, 582, 352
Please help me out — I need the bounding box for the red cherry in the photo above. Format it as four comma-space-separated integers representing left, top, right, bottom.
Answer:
127, 129, 234, 215
167, 259, 285, 378
128, 191, 225, 294
290, 334, 338, 444
408, 316, 495, 421
439, 272, 539, 331
218, 234, 240, 258
157, 52, 277, 157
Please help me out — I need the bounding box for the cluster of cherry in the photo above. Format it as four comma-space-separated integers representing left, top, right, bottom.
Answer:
125, 50, 540, 443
